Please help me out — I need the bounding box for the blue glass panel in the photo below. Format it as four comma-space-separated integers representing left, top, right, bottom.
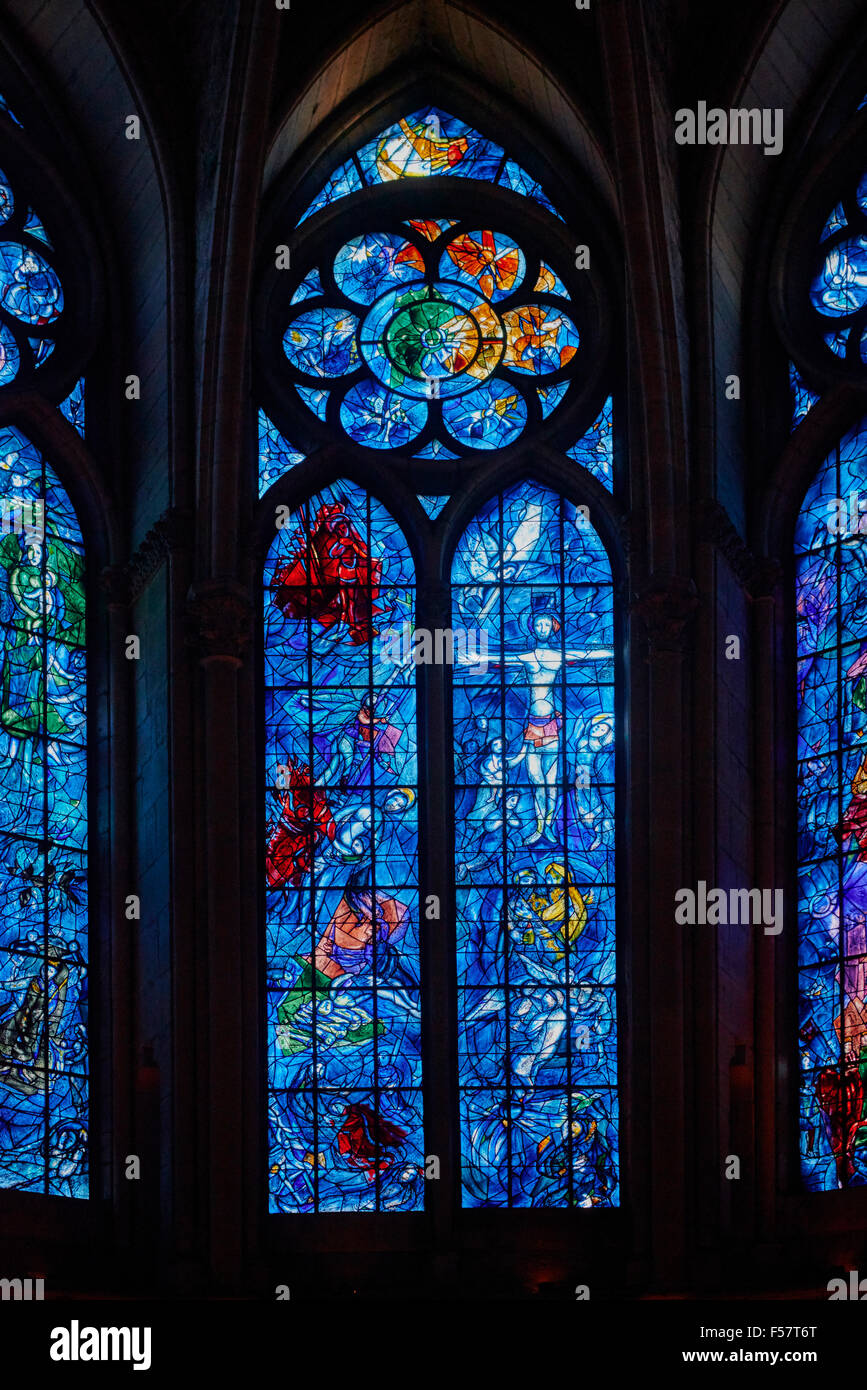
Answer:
283, 307, 360, 377
820, 203, 847, 242
0, 322, 19, 385
538, 380, 569, 419
333, 233, 424, 305
790, 362, 819, 430
567, 397, 614, 492
340, 379, 426, 449
295, 384, 329, 422
290, 268, 324, 306
0, 426, 87, 1197
0, 95, 22, 128
0, 171, 13, 226
299, 109, 562, 226
0, 243, 62, 325
442, 380, 527, 450
811, 237, 867, 318
497, 160, 562, 219
297, 159, 363, 225
417, 494, 449, 520
0, 171, 62, 386
357, 108, 502, 185
413, 440, 459, 460
23, 209, 51, 247
797, 417, 867, 1190
452, 482, 617, 1207
259, 407, 304, 496
265, 480, 421, 1211
58, 375, 84, 433
29, 337, 54, 368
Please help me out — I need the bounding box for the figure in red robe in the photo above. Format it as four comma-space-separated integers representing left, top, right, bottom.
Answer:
336, 1102, 407, 1182
270, 501, 383, 645
266, 759, 336, 888
812, 911, 867, 1184
814, 1064, 867, 1187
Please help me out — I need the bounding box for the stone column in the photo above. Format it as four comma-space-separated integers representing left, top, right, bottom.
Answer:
187, 580, 253, 1292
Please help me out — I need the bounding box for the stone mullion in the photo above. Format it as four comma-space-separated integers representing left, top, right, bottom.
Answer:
632, 578, 699, 1288
601, 0, 695, 1290
187, 581, 253, 1292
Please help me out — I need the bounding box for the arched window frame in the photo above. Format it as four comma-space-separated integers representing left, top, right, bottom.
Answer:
763, 31, 867, 1221
0, 39, 118, 1248
254, 83, 630, 1244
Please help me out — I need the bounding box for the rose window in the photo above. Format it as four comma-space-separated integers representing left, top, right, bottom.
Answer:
0, 167, 64, 385
811, 173, 867, 365
280, 224, 581, 454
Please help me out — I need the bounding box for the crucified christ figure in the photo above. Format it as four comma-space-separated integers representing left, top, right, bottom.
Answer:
459, 605, 612, 844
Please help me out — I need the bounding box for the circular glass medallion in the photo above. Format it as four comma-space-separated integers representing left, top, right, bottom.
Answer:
359, 280, 504, 399
340, 378, 427, 448
0, 242, 63, 325
442, 377, 527, 449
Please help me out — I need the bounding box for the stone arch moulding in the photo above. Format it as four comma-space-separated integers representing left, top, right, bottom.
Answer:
699, 0, 867, 522
0, 10, 143, 1280
263, 2, 616, 215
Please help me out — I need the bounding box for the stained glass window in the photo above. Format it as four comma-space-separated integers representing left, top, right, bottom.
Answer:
299, 108, 560, 226
797, 417, 867, 1190
0, 167, 64, 385
452, 482, 618, 1207
265, 99, 618, 1216
265, 480, 423, 1211
810, 170, 867, 365
280, 222, 581, 457
0, 425, 88, 1196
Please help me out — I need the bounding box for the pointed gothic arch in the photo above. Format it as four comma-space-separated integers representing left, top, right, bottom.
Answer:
255, 81, 625, 1224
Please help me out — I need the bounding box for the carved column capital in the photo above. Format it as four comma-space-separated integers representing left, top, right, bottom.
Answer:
187, 580, 253, 667
631, 573, 699, 657
698, 500, 782, 599
99, 507, 193, 606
